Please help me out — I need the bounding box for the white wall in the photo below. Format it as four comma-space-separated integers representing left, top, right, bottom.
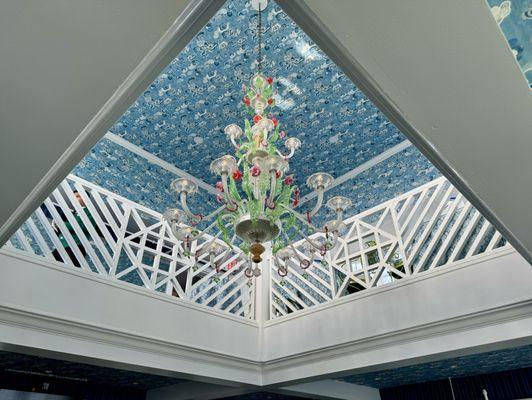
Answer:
278, 0, 532, 264
0, 0, 221, 247
0, 250, 260, 385
261, 249, 532, 384
1, 248, 530, 388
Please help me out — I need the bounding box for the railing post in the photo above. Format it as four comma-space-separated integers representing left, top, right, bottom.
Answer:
254, 244, 271, 324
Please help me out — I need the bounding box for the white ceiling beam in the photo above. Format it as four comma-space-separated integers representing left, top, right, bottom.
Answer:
105, 132, 217, 195
147, 382, 255, 400
278, 380, 380, 400
299, 140, 412, 205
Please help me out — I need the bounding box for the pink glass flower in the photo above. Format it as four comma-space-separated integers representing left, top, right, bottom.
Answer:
232, 169, 243, 180
283, 175, 294, 185
250, 165, 261, 177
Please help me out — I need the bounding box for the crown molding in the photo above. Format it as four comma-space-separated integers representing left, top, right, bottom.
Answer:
260, 299, 532, 386
1, 248, 258, 328
1, 248, 531, 388
0, 302, 262, 386
264, 247, 516, 327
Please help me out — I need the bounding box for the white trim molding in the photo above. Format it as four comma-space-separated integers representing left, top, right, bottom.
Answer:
1, 245, 531, 387
260, 249, 532, 385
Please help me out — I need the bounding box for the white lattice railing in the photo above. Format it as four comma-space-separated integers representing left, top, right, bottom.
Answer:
3, 175, 255, 320
2, 174, 513, 322
269, 177, 511, 319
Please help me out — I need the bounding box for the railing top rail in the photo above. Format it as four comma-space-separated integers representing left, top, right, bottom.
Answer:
342, 176, 447, 225
271, 175, 509, 320
66, 174, 164, 217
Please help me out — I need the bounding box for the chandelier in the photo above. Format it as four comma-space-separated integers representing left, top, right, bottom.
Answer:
162, 0, 352, 278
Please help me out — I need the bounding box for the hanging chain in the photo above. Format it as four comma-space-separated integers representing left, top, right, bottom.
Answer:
258, 3, 263, 73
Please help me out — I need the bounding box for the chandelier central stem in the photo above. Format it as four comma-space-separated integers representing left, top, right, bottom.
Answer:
258, 3, 263, 73
163, 0, 354, 280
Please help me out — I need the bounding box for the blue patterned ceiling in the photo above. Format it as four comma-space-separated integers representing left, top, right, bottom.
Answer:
488, 0, 532, 88
338, 344, 532, 389
0, 350, 185, 390
73, 0, 440, 221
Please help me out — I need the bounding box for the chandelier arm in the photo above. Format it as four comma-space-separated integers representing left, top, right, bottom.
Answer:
291, 224, 328, 252
276, 147, 296, 159
267, 171, 277, 206
215, 247, 233, 271
192, 218, 230, 242
180, 192, 198, 219
308, 188, 325, 217
335, 209, 344, 223
280, 230, 309, 265
329, 230, 340, 249
202, 205, 226, 222
220, 172, 235, 205
229, 136, 240, 149
280, 204, 323, 232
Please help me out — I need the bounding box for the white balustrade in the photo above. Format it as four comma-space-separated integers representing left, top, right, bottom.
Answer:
3, 175, 255, 320
3, 175, 512, 322
269, 177, 510, 319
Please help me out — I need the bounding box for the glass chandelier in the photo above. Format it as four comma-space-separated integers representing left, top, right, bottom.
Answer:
163, 0, 352, 278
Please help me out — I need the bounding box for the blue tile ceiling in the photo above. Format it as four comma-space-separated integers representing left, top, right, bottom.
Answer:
73, 138, 218, 217
0, 350, 185, 390
73, 0, 441, 219
487, 0, 532, 87
338, 344, 532, 389
316, 146, 439, 223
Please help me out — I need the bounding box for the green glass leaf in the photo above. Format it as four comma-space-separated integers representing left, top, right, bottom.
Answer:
239, 241, 250, 254
270, 124, 280, 143
229, 176, 242, 202
248, 198, 260, 221
216, 213, 232, 247
272, 239, 286, 254
244, 119, 252, 141
242, 164, 253, 199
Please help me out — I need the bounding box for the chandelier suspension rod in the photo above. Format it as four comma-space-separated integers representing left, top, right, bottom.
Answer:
257, 3, 263, 73
267, 171, 277, 206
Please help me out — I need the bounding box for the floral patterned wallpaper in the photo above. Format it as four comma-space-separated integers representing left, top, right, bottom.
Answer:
73, 138, 218, 217
488, 0, 532, 87
311, 146, 440, 225
72, 0, 441, 221
338, 344, 532, 389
